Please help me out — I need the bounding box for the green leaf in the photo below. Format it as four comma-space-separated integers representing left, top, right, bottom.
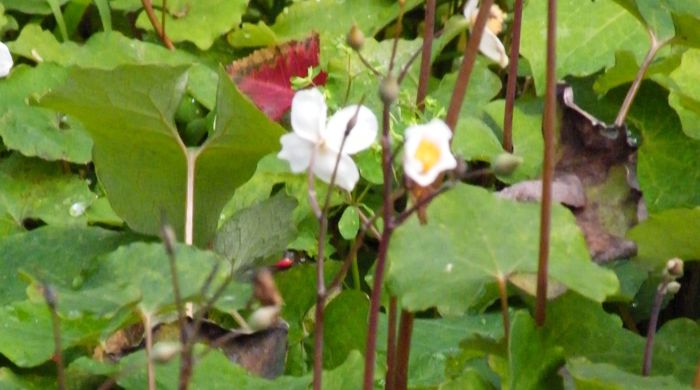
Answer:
433, 58, 502, 119
387, 184, 619, 315
629, 83, 700, 211
338, 206, 360, 240
653, 319, 700, 383
0, 0, 69, 15
628, 208, 700, 268
0, 226, 137, 306
520, 0, 648, 95
41, 65, 283, 246
481, 98, 545, 182
0, 367, 55, 390
271, 0, 422, 41
70, 344, 363, 389
275, 262, 343, 343
0, 154, 96, 227
565, 358, 691, 389
9, 25, 218, 109
439, 369, 494, 390
508, 311, 564, 390
593, 50, 681, 96
76, 242, 249, 316
227, 22, 278, 48
214, 192, 297, 270
0, 63, 92, 163
667, 49, 700, 139
323, 290, 368, 369
606, 260, 649, 302
0, 300, 115, 367
376, 312, 505, 388
135, 0, 248, 50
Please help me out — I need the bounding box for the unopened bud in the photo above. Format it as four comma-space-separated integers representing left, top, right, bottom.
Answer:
152, 342, 180, 363
663, 257, 684, 280
379, 76, 399, 105
493, 153, 523, 176
347, 24, 365, 51
247, 305, 281, 331
665, 281, 681, 295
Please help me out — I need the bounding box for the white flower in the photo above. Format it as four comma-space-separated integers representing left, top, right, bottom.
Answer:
403, 119, 458, 186
0, 41, 13, 78
277, 88, 378, 192
464, 0, 509, 68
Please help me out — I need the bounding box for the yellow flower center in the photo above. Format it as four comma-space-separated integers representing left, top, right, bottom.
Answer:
469, 5, 506, 34
415, 139, 441, 173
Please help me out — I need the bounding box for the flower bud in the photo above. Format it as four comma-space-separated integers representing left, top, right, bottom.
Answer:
665, 281, 681, 295
152, 342, 180, 363
663, 257, 684, 280
347, 24, 365, 51
380, 75, 399, 105
493, 153, 523, 176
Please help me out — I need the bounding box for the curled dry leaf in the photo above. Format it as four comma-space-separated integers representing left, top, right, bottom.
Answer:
501, 84, 640, 262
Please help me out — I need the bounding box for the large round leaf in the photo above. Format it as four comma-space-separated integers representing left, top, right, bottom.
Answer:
386, 184, 619, 315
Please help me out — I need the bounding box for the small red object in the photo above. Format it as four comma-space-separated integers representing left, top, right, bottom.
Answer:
275, 257, 295, 270
227, 34, 327, 121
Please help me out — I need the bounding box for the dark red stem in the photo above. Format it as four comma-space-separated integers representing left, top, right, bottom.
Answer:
445, 0, 495, 131
534, 0, 557, 327
385, 297, 398, 390
502, 0, 524, 152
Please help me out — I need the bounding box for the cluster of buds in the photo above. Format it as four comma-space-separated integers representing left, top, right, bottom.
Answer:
661, 257, 684, 295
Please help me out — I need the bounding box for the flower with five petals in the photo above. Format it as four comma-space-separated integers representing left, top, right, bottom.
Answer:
464, 0, 509, 68
277, 88, 378, 192
403, 119, 458, 187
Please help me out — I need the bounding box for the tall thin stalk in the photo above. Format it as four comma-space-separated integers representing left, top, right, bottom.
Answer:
445, 0, 495, 131
141, 0, 175, 49
534, 0, 557, 327
502, 0, 524, 152
394, 2, 437, 386
363, 105, 396, 390
385, 298, 398, 390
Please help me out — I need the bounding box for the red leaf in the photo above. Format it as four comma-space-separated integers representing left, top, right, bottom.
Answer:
227, 34, 327, 121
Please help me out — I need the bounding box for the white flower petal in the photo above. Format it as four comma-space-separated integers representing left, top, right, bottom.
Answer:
324, 105, 378, 155
291, 88, 327, 143
311, 148, 360, 192
478, 28, 509, 68
463, 0, 478, 19
278, 133, 314, 172
0, 42, 13, 78
403, 119, 458, 187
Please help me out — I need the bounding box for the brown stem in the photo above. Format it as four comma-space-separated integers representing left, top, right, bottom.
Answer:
141, 0, 174, 49
694, 359, 700, 388
44, 285, 66, 390
388, 2, 406, 73
642, 281, 669, 376
497, 275, 511, 342
328, 213, 379, 294
394, 310, 414, 390
416, 0, 436, 111
502, 0, 524, 153
385, 297, 398, 390
363, 105, 395, 390
445, 0, 495, 131
312, 104, 365, 390
614, 34, 664, 127
357, 51, 382, 77
534, 0, 557, 327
